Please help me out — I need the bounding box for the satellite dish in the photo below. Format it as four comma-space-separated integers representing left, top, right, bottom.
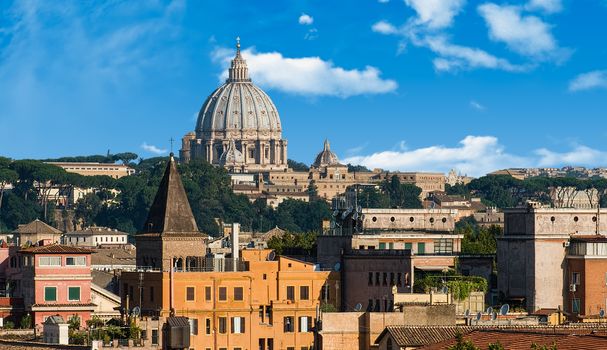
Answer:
334, 262, 341, 272
491, 312, 497, 321
131, 306, 141, 317
486, 307, 493, 315
476, 312, 482, 321
464, 309, 470, 317
354, 303, 363, 311
267, 251, 276, 261
500, 304, 510, 316
601, 309, 606, 318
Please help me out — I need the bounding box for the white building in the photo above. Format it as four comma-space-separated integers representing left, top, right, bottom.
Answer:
63, 227, 129, 247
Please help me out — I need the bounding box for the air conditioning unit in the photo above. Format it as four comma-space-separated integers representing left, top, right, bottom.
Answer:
569, 284, 577, 292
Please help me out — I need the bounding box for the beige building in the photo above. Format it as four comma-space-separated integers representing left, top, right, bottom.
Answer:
13, 219, 63, 245
46, 162, 135, 179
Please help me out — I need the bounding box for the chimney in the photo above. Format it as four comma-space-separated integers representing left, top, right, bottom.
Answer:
231, 223, 240, 271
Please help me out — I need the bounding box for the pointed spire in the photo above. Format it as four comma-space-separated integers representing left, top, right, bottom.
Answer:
228, 36, 251, 83
140, 155, 202, 236
323, 139, 331, 151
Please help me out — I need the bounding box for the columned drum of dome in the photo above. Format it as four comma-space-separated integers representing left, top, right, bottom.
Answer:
183, 38, 288, 173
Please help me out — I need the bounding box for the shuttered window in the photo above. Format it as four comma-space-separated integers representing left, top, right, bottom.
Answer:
44, 287, 57, 301
68, 287, 80, 301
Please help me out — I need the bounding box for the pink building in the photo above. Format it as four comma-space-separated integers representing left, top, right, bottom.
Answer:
19, 244, 95, 326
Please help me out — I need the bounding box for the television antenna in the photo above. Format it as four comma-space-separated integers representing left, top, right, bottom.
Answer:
500, 304, 510, 316
267, 251, 276, 261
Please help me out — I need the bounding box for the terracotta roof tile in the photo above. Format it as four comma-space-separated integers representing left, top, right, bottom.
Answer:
13, 219, 62, 235
420, 329, 607, 350
21, 244, 94, 254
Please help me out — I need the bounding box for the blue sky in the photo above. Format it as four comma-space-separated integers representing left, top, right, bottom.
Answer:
1, 0, 607, 176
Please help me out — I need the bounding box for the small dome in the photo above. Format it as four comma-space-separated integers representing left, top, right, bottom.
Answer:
313, 139, 341, 167
219, 139, 244, 166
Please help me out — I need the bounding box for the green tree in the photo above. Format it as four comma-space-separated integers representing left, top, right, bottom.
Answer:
447, 332, 479, 350
307, 180, 319, 201
287, 159, 309, 171
20, 314, 32, 329
112, 152, 139, 165
488, 342, 505, 350
0, 167, 18, 216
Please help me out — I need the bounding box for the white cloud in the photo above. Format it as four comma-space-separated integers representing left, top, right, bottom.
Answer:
298, 13, 314, 25
404, 0, 466, 29
568, 70, 607, 92
378, 0, 390, 3
372, 2, 525, 73
478, 3, 569, 60
372, 20, 399, 35
304, 28, 318, 41
425, 36, 528, 72
535, 146, 607, 167
470, 100, 485, 111
343, 136, 607, 177
212, 47, 398, 98
525, 0, 562, 13
141, 142, 167, 155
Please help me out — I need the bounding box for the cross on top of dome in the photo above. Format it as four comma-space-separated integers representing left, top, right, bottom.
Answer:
228, 37, 250, 83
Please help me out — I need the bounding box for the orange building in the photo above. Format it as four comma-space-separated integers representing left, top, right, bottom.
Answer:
121, 153, 339, 349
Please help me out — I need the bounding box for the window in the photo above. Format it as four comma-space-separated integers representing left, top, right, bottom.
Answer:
300, 286, 309, 300
390, 272, 395, 286
68, 286, 80, 301
150, 286, 154, 302
299, 316, 312, 332
44, 286, 57, 301
383, 272, 387, 286
231, 317, 245, 333
287, 286, 295, 301
268, 338, 274, 350
205, 286, 212, 301
572, 298, 581, 313
219, 287, 227, 301
234, 287, 244, 301
219, 317, 227, 333
265, 305, 273, 325
189, 318, 198, 335
434, 239, 453, 254
375, 272, 380, 286
39, 256, 61, 266
572, 272, 581, 285
205, 318, 211, 334
151, 329, 159, 345
397, 273, 402, 286
417, 242, 426, 254
404, 243, 412, 251
379, 242, 386, 249
284, 317, 294, 332
186, 287, 195, 301
368, 272, 373, 286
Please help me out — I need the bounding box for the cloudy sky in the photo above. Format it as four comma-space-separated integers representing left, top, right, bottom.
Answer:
1, 0, 607, 176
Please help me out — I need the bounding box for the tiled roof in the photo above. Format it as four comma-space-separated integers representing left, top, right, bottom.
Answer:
379, 326, 476, 347
32, 303, 96, 308
13, 219, 62, 235
90, 247, 136, 266
420, 329, 607, 350
21, 244, 94, 254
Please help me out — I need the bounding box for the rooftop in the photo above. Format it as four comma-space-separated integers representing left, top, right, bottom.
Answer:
13, 219, 62, 235
21, 244, 94, 255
